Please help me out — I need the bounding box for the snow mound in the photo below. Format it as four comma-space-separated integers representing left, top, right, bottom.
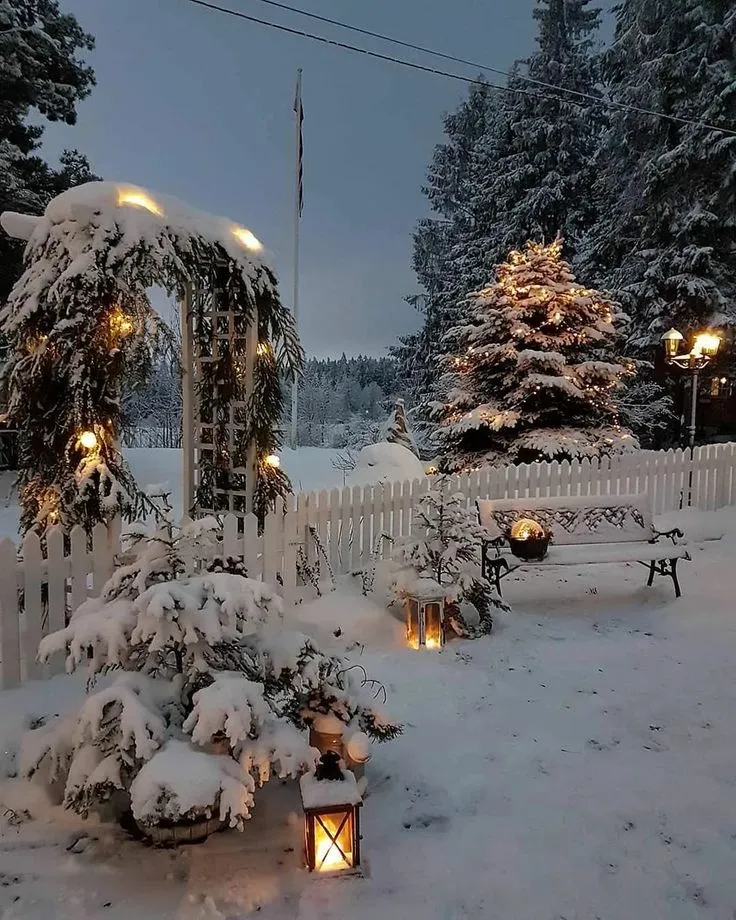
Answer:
347, 442, 426, 488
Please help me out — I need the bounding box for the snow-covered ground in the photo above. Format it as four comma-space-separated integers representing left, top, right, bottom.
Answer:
2, 509, 736, 918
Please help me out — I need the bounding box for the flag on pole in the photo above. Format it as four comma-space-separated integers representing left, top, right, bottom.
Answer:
294, 72, 304, 217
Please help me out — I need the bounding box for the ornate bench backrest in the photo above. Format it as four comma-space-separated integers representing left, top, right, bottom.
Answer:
477, 493, 655, 546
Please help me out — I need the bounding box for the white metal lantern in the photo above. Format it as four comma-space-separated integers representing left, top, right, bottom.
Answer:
661, 327, 684, 359
405, 579, 447, 650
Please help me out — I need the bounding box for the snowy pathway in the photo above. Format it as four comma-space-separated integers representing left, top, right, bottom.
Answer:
2, 533, 736, 918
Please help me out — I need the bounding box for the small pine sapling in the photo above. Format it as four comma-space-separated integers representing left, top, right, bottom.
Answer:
383, 398, 419, 456
393, 477, 507, 636
23, 511, 399, 835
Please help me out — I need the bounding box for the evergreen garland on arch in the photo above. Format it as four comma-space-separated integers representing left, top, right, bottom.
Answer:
0, 182, 303, 535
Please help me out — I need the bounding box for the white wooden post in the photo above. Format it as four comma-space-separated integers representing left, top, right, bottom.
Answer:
180, 283, 194, 515
244, 304, 258, 516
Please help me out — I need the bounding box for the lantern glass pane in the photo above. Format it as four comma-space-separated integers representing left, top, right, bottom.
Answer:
406, 598, 420, 649
424, 601, 443, 649
314, 810, 354, 871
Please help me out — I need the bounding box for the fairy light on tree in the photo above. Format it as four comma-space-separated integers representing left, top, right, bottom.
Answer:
433, 238, 637, 471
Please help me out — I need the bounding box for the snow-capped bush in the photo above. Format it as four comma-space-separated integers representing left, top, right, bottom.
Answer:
23, 513, 400, 833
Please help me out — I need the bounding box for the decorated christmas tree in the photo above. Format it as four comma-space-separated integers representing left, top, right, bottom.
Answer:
433, 239, 637, 470
23, 509, 399, 834
383, 398, 419, 456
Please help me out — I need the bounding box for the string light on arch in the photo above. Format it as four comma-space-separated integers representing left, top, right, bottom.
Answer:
116, 187, 163, 216
79, 430, 99, 451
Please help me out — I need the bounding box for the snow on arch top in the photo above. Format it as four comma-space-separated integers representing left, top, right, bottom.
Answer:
1, 180, 273, 284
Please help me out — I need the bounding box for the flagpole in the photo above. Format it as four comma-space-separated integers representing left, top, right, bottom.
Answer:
290, 68, 302, 451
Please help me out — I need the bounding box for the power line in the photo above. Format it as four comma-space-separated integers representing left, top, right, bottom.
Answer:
248, 0, 613, 109
184, 0, 552, 105
185, 0, 736, 138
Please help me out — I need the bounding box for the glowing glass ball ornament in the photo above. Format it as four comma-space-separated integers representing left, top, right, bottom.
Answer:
507, 517, 551, 561
264, 453, 281, 469
79, 430, 99, 451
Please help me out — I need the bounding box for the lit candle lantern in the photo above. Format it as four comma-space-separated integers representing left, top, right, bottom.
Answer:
300, 752, 363, 874
404, 579, 446, 650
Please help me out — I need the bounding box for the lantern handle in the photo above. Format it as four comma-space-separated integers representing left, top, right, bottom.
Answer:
336, 664, 388, 705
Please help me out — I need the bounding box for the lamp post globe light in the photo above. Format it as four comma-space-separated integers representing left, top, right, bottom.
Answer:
661, 328, 722, 451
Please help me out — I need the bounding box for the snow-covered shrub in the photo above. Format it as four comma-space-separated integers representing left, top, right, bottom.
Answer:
23, 513, 400, 833
392, 478, 507, 636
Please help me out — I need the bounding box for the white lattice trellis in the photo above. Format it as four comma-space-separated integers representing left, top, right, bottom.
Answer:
180, 272, 258, 519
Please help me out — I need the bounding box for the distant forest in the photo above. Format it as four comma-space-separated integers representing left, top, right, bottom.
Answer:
122, 353, 405, 450
288, 355, 403, 448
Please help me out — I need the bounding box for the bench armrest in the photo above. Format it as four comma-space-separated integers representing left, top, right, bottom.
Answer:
651, 527, 684, 545
481, 534, 507, 556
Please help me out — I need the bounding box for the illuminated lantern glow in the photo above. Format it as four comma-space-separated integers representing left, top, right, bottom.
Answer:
693, 332, 720, 358
116, 187, 163, 216
404, 580, 446, 650
264, 453, 280, 469
301, 753, 363, 874
232, 226, 262, 252
79, 430, 99, 451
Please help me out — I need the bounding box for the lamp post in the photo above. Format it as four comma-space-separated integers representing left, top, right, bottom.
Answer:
661, 328, 721, 506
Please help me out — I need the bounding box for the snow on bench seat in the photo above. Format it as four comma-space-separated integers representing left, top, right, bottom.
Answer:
496, 540, 688, 567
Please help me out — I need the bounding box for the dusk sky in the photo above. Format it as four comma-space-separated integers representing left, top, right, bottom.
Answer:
43, 0, 560, 356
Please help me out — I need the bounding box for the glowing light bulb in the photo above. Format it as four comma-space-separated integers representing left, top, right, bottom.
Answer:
693, 332, 720, 358
232, 226, 262, 252
264, 453, 280, 469
257, 342, 270, 356
109, 308, 134, 337
79, 430, 98, 450
116, 187, 163, 216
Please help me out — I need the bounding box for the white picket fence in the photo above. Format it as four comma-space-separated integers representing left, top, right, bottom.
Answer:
2, 443, 736, 689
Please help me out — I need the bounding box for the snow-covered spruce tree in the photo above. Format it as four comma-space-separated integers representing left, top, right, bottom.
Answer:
393, 478, 507, 636
0, 182, 302, 534
0, 0, 96, 302
494, 0, 603, 262
24, 513, 399, 832
383, 398, 418, 456
433, 239, 637, 470
583, 0, 736, 349
395, 79, 497, 437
